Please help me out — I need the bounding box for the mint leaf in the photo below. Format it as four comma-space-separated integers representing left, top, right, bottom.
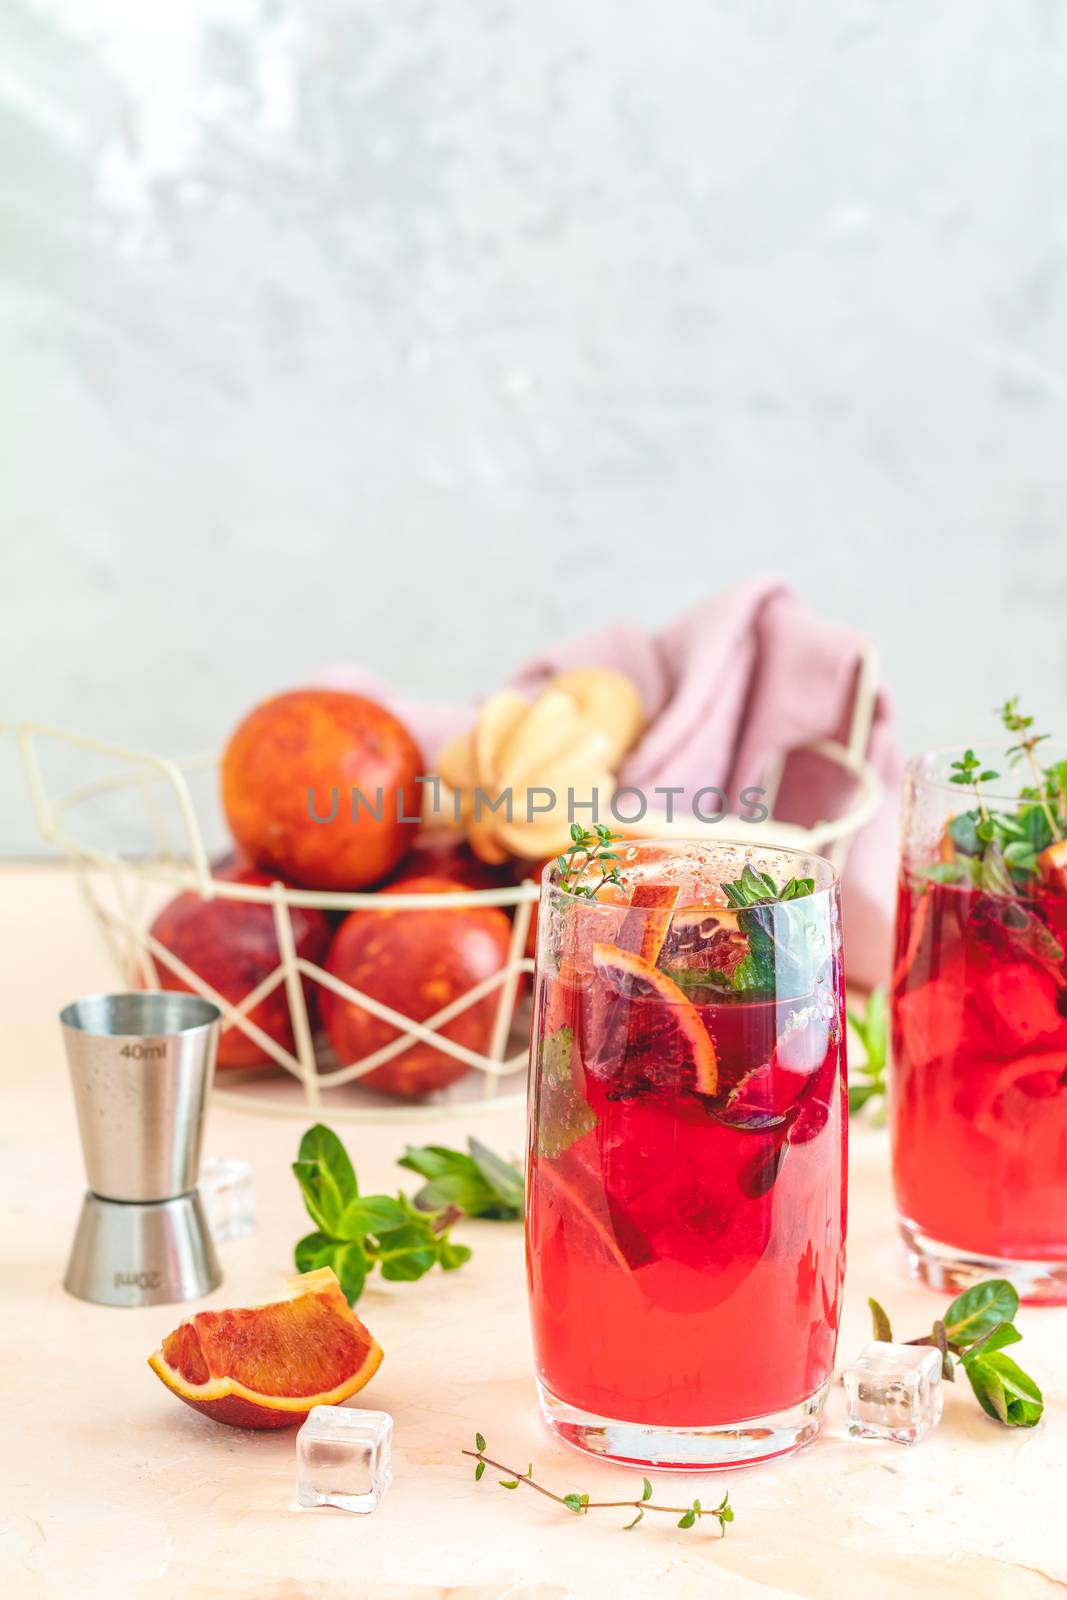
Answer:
399, 1141, 522, 1219
868, 1296, 893, 1343
918, 860, 977, 886
848, 987, 889, 1116
339, 1195, 408, 1237
960, 1321, 1022, 1361
375, 1224, 439, 1281
331, 1238, 368, 1304
298, 1124, 357, 1203
536, 1027, 597, 1158
964, 1352, 1043, 1427
980, 842, 1015, 896
293, 1233, 366, 1303
943, 1279, 1019, 1349
468, 1137, 524, 1216
293, 1230, 338, 1274
291, 1158, 347, 1235
948, 810, 982, 856
437, 1234, 472, 1271
399, 1147, 495, 1213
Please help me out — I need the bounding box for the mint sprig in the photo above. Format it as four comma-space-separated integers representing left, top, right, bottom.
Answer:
715, 865, 818, 997
293, 1124, 503, 1302
722, 864, 816, 910
847, 987, 887, 1116
867, 1279, 1043, 1428
399, 1137, 523, 1219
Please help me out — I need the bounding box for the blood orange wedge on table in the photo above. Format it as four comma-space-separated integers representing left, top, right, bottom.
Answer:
587, 944, 719, 1096
147, 1267, 383, 1429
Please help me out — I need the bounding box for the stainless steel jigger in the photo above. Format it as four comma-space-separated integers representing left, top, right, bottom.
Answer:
61, 992, 223, 1307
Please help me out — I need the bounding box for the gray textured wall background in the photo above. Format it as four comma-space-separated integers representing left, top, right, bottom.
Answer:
3, 0, 1067, 853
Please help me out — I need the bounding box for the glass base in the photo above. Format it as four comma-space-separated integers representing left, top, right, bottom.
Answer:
900, 1218, 1067, 1305
536, 1379, 829, 1470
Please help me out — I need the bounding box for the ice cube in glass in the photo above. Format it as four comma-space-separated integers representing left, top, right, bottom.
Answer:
296, 1406, 393, 1512
199, 1156, 256, 1243
844, 1341, 943, 1444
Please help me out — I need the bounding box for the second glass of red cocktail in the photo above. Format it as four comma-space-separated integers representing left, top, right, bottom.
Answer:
525, 836, 847, 1469
890, 739, 1067, 1301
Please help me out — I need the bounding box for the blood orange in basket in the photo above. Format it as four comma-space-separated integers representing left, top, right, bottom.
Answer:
147, 1268, 383, 1429
148, 865, 331, 1069
322, 877, 512, 1098
586, 945, 718, 1096
221, 688, 423, 890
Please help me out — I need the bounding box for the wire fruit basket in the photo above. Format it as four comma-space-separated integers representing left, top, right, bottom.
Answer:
18, 671, 881, 1124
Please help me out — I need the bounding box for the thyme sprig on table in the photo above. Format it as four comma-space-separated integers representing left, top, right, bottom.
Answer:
464, 1435, 734, 1534
867, 1280, 1043, 1427
555, 823, 624, 898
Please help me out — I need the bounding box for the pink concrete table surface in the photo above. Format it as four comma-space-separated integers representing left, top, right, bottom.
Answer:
1, 865, 1064, 1600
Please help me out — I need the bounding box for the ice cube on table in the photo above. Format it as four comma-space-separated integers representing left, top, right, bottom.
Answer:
843, 1342, 943, 1445
296, 1406, 393, 1513
199, 1156, 255, 1243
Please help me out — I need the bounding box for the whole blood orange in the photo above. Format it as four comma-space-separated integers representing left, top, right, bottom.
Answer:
390, 830, 512, 893
147, 1268, 382, 1429
148, 865, 331, 1068
221, 689, 423, 890
322, 876, 512, 1098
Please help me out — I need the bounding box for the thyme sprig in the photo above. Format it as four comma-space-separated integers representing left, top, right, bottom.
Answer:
464, 1435, 734, 1534
921, 700, 1067, 894
999, 697, 1061, 842
555, 823, 624, 898
948, 747, 1000, 825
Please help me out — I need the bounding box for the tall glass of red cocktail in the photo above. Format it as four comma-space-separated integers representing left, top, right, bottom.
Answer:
890, 744, 1067, 1302
525, 837, 847, 1469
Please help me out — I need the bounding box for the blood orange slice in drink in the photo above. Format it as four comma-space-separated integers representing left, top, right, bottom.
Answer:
615, 883, 681, 964
656, 902, 749, 986
586, 944, 718, 1096
148, 1268, 383, 1429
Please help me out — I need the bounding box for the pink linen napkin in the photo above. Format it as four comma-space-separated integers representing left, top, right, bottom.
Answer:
319, 577, 902, 990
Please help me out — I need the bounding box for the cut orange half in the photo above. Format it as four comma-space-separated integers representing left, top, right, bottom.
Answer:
591, 943, 719, 1095
615, 882, 680, 964
147, 1267, 383, 1430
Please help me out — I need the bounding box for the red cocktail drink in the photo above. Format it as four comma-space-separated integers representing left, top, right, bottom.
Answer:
525, 840, 846, 1468
889, 743, 1067, 1301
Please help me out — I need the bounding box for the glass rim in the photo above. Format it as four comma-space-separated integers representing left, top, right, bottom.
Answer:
906, 743, 1055, 804
540, 833, 840, 901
